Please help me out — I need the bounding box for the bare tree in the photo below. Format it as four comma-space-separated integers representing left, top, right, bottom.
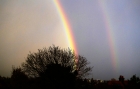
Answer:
22, 45, 92, 78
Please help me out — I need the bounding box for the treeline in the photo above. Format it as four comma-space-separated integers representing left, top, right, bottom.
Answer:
0, 46, 140, 89
0, 67, 89, 89
0, 46, 93, 89
0, 71, 140, 89
0, 67, 94, 89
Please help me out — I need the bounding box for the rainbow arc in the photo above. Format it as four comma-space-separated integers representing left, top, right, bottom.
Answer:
53, 0, 78, 55
54, 0, 118, 72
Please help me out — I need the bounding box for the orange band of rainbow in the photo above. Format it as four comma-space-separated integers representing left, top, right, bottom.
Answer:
53, 0, 78, 56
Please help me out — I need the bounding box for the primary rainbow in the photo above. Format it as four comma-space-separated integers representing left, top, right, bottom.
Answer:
53, 0, 78, 55
98, 1, 119, 71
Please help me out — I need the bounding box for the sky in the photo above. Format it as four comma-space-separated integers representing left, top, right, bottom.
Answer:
0, 0, 140, 80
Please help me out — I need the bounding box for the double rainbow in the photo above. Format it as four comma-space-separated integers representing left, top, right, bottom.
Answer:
53, 0, 78, 55
54, 0, 118, 71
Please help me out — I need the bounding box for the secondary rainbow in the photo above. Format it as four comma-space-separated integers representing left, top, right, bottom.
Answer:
98, 1, 119, 71
53, 0, 78, 55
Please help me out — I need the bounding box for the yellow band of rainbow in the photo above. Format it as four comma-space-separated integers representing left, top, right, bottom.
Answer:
53, 0, 78, 55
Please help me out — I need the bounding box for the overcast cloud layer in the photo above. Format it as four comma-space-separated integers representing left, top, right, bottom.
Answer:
0, 0, 68, 77
0, 0, 140, 80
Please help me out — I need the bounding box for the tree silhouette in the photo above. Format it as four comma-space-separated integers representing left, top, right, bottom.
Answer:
0, 76, 11, 89
11, 66, 28, 89
38, 63, 78, 89
119, 75, 125, 82
21, 45, 92, 88
22, 45, 92, 79
130, 74, 140, 84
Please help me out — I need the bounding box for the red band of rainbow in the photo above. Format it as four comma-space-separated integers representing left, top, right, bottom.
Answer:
98, 1, 119, 72
54, 0, 78, 56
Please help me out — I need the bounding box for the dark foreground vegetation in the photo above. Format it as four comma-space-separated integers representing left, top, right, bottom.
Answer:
0, 46, 140, 89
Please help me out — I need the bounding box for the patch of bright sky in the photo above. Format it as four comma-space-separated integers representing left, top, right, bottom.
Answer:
0, 0, 68, 77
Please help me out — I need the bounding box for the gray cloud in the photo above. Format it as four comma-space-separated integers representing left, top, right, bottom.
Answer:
0, 0, 68, 76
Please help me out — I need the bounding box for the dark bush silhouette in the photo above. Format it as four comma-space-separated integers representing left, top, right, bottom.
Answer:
21, 45, 92, 88
0, 76, 11, 89
11, 66, 28, 89
22, 45, 92, 78
130, 74, 140, 84
39, 63, 78, 89
119, 75, 124, 82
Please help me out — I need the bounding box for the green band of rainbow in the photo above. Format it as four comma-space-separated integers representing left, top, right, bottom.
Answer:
53, 0, 78, 55
98, 1, 119, 71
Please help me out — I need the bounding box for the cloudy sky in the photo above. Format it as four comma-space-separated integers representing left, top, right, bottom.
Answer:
0, 0, 140, 80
